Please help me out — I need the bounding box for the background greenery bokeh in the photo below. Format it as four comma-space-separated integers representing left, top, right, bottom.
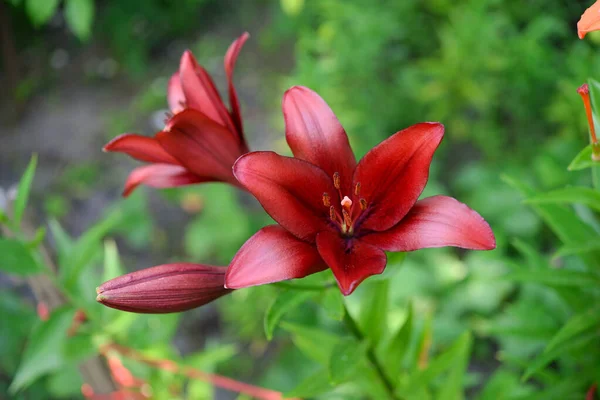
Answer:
1, 0, 599, 398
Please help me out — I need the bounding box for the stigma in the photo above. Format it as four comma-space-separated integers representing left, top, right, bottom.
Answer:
323, 172, 368, 236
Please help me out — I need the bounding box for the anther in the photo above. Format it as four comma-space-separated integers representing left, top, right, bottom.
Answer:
342, 209, 352, 228
360, 198, 367, 210
322, 192, 331, 207
341, 196, 352, 210
333, 172, 341, 189
354, 182, 361, 196
329, 206, 336, 221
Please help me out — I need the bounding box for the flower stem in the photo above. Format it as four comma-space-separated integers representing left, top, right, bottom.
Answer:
342, 306, 401, 400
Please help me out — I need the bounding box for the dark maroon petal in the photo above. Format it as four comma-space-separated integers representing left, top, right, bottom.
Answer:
224, 32, 249, 142
103, 134, 178, 164
97, 263, 231, 313
362, 195, 496, 251
316, 231, 386, 296
225, 225, 326, 289
122, 164, 207, 197
157, 109, 244, 185
354, 122, 444, 232
167, 72, 186, 114
179, 50, 236, 132
283, 86, 356, 194
233, 151, 337, 241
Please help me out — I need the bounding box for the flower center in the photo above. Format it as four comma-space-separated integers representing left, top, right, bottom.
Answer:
322, 172, 368, 236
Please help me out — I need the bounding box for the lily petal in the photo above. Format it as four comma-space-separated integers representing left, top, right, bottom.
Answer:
578, 0, 600, 39
354, 122, 444, 232
179, 50, 236, 132
316, 231, 386, 296
283, 86, 356, 193
103, 134, 178, 164
233, 151, 336, 241
362, 195, 496, 251
226, 225, 326, 289
157, 109, 243, 185
122, 164, 207, 197
167, 73, 186, 114
224, 32, 250, 143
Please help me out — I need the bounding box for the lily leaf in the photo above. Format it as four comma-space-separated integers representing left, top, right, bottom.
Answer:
358, 279, 389, 347
383, 302, 413, 381
328, 337, 369, 385
13, 154, 37, 226
285, 367, 335, 398
502, 269, 600, 287
544, 307, 600, 355
264, 290, 314, 340
280, 322, 340, 365
567, 144, 596, 171
0, 238, 42, 276
526, 186, 600, 212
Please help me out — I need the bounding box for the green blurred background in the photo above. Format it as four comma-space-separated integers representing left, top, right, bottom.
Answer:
1, 0, 599, 398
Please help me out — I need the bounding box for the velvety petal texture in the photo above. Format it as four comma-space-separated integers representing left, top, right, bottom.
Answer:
226, 225, 326, 289
354, 122, 444, 232
578, 0, 600, 39
283, 86, 356, 194
179, 50, 235, 132
122, 164, 206, 197
224, 32, 250, 141
97, 263, 232, 313
363, 195, 496, 251
103, 134, 178, 164
167, 73, 186, 114
233, 151, 337, 241
316, 231, 387, 296
157, 109, 244, 185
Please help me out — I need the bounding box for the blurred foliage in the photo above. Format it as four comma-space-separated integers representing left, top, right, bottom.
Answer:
3, 0, 600, 399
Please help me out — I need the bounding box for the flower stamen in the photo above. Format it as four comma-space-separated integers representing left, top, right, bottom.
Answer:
577, 83, 600, 160
323, 192, 331, 207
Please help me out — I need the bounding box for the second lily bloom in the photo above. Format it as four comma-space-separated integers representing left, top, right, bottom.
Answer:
104, 33, 251, 196
226, 86, 496, 295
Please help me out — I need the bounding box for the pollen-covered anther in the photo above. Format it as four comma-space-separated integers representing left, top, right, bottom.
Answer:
322, 192, 331, 207
359, 198, 368, 210
341, 196, 352, 210
354, 182, 361, 196
333, 172, 341, 189
329, 206, 337, 221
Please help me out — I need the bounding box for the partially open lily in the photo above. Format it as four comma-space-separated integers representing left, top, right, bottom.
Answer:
226, 86, 495, 295
104, 33, 250, 196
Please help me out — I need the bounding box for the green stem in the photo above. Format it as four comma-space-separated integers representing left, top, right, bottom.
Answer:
342, 305, 400, 400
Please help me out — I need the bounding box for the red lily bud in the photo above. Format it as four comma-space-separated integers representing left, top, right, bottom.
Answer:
97, 263, 231, 313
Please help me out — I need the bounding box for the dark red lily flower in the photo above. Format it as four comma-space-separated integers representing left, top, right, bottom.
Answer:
104, 33, 250, 196
226, 86, 495, 295
96, 263, 232, 313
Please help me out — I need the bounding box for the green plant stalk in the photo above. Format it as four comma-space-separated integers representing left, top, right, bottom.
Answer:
342, 305, 402, 400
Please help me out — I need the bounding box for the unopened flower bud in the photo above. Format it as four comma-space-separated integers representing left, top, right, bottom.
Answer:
96, 263, 231, 313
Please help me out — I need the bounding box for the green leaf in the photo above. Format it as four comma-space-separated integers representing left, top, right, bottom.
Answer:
0, 238, 42, 275
567, 145, 596, 171
321, 289, 344, 321
502, 269, 600, 287
64, 0, 94, 41
503, 175, 600, 267
526, 186, 600, 212
264, 289, 314, 340
10, 307, 75, 393
48, 219, 74, 260
13, 155, 37, 226
522, 331, 597, 381
102, 239, 123, 283
328, 337, 369, 384
25, 0, 59, 27
383, 302, 413, 380
544, 307, 600, 355
554, 240, 600, 258
285, 368, 334, 398
358, 279, 389, 346
280, 322, 340, 365
405, 332, 472, 396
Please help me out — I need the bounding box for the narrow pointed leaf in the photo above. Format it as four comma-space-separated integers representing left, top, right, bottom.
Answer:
280, 322, 340, 365
526, 186, 600, 212
328, 337, 369, 384
264, 289, 314, 340
383, 302, 413, 380
0, 238, 42, 275
502, 269, 600, 287
568, 144, 595, 171
14, 154, 37, 226
358, 279, 389, 346
544, 307, 600, 355
321, 289, 344, 321
285, 368, 334, 398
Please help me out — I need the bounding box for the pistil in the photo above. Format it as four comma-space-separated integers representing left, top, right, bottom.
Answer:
577, 83, 600, 161
324, 172, 369, 236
